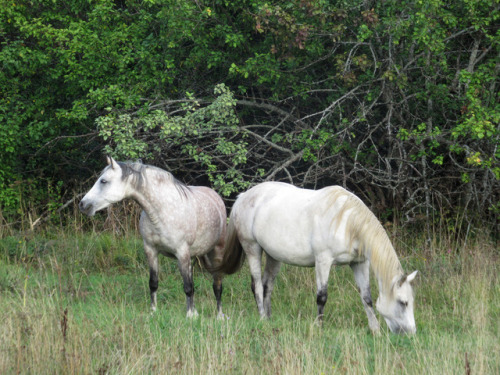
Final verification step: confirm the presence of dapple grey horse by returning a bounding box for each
[80,157,227,318]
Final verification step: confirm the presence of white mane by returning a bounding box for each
[324,187,403,293]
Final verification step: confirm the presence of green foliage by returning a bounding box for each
[97,84,250,196]
[452,65,500,179]
[0,0,498,226]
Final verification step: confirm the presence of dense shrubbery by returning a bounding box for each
[1,0,498,230]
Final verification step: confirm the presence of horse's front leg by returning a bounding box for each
[144,242,159,312]
[315,255,333,323]
[351,261,380,334]
[178,250,198,318]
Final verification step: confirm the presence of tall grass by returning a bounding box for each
[0,217,498,374]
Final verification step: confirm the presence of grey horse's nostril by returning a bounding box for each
[79,200,89,213]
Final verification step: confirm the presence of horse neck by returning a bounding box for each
[129,168,188,226]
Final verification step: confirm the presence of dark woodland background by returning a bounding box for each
[1,0,498,234]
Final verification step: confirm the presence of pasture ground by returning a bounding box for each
[0,223,498,374]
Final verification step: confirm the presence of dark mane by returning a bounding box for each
[117,161,190,198]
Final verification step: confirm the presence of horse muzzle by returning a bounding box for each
[384,316,417,335]
[79,199,95,217]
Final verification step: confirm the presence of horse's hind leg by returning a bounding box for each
[212,273,223,318]
[262,255,281,318]
[245,241,266,318]
[178,249,198,318]
[144,242,159,312]
[204,248,224,319]
[351,261,380,334]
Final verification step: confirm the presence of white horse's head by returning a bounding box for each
[376,270,418,334]
[79,156,130,216]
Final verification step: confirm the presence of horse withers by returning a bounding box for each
[217,181,418,334]
[80,156,227,318]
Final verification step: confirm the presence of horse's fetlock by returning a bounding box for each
[184,282,194,297]
[149,272,158,292]
[316,287,328,306]
[363,295,373,307]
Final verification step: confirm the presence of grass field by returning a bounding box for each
[0,225,498,374]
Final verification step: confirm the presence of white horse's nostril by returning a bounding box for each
[79,200,92,215]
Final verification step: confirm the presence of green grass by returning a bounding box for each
[0,228,498,374]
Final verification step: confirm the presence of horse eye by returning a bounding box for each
[398,300,408,308]
[101,179,108,184]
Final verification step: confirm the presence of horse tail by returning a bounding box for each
[212,214,245,275]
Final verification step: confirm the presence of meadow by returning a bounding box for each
[0,208,498,374]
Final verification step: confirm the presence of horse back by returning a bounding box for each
[232,182,365,266]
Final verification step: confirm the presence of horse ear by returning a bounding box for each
[397,270,418,287]
[106,156,118,170]
[406,270,418,283]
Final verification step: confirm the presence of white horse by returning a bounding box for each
[80,157,227,318]
[217,182,418,334]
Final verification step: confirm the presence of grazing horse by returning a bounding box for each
[79,157,227,318]
[217,182,418,334]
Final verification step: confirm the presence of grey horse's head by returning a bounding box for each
[79,156,133,216]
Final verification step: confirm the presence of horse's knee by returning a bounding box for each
[149,269,158,293]
[183,280,194,297]
[316,287,328,317]
[363,294,373,308]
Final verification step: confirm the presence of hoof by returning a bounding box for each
[369,322,381,335]
[313,315,324,327]
[217,312,230,321]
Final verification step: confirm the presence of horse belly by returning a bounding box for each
[189,233,221,256]
[263,242,316,266]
